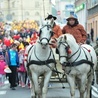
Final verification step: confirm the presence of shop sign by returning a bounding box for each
[75,3,85,12]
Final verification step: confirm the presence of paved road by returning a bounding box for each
[0,80,79,98]
[0,80,97,98]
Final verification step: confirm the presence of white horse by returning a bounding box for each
[26,19,55,98]
[57,34,97,98]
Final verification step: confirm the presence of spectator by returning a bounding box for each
[18,49,26,87]
[6,44,19,90]
[86,34,91,45]
[0,55,7,86]
[90,28,94,42]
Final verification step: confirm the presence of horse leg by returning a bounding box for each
[27,68,35,98]
[30,81,35,98]
[67,75,75,98]
[86,70,94,98]
[31,73,41,98]
[42,71,52,98]
[40,76,44,97]
[79,75,87,98]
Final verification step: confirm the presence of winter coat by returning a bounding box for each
[7,49,19,66]
[0,60,6,75]
[62,24,87,43]
[52,25,62,39]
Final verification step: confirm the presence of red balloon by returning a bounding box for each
[4,38,11,46]
[13,35,20,40]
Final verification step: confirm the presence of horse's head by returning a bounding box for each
[57,34,76,66]
[38,19,54,46]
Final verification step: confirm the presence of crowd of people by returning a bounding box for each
[0,20,39,90]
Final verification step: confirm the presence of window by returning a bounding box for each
[35,1,40,8]
[12,1,15,8]
[25,12,29,16]
[12,12,15,16]
[35,12,39,16]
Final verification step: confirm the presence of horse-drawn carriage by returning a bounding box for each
[24,19,97,98]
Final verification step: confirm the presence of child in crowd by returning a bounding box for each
[0,55,7,86]
[18,49,26,87]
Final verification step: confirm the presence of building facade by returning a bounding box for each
[87,0,98,40]
[51,0,75,24]
[0,0,52,22]
[75,0,87,29]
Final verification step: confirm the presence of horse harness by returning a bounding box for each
[57,41,94,68]
[27,45,56,68]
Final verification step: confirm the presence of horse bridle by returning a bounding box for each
[39,24,54,43]
[57,41,81,64]
[57,41,70,60]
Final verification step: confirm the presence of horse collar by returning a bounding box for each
[34,46,52,63]
[27,46,56,67]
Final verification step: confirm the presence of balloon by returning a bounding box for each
[13,35,20,40]
[4,38,11,46]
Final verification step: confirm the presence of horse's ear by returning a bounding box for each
[64,35,67,40]
[50,18,54,27]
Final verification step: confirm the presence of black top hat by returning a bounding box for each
[45,15,57,20]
